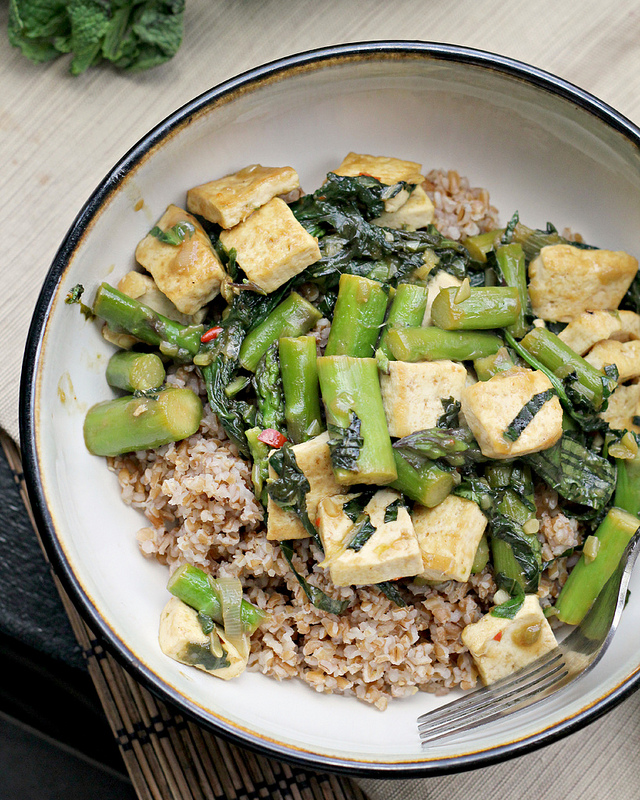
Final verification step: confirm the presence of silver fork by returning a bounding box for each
[417,529,640,746]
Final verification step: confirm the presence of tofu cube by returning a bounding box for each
[372,185,435,230]
[135,205,226,315]
[266,432,343,541]
[557,310,623,355]
[461,367,563,459]
[585,339,640,382]
[117,271,206,324]
[599,382,640,433]
[159,597,246,680]
[461,595,558,684]
[331,152,425,212]
[317,488,422,587]
[187,164,300,229]
[380,360,468,437]
[412,495,488,582]
[611,310,640,342]
[528,244,638,322]
[219,198,320,294]
[316,494,363,564]
[423,271,463,325]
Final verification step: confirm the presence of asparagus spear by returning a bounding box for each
[245,427,270,504]
[167,563,266,634]
[279,336,324,444]
[471,536,490,573]
[473,346,515,381]
[462,229,504,262]
[324,273,389,358]
[554,507,640,625]
[430,286,521,331]
[377,283,430,360]
[519,327,612,410]
[317,355,397,485]
[390,451,455,507]
[83,387,202,456]
[93,283,203,361]
[105,351,166,393]
[495,243,529,338]
[238,292,322,372]
[614,444,640,517]
[254,343,285,433]
[387,327,502,362]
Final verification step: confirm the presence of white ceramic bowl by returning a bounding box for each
[21,42,640,776]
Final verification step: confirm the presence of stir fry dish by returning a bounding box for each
[72,153,640,708]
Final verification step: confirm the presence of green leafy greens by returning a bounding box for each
[150,220,195,245]
[8,0,185,75]
[503,389,555,442]
[327,411,364,473]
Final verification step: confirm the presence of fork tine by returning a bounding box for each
[417,649,563,728]
[419,661,569,745]
[418,660,567,740]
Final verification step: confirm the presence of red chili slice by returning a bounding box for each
[493,631,503,642]
[201,326,223,343]
[257,429,287,448]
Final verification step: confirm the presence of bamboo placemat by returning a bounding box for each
[2,432,369,800]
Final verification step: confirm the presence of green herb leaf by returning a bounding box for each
[342,490,376,522]
[65,283,85,304]
[437,397,461,429]
[383,498,405,524]
[150,220,195,245]
[376,581,407,607]
[393,426,485,469]
[279,541,349,614]
[491,513,541,593]
[8,0,185,74]
[268,445,320,547]
[347,514,376,552]
[524,435,616,511]
[327,411,364,473]
[491,590,525,619]
[197,612,215,635]
[179,642,230,672]
[503,389,555,442]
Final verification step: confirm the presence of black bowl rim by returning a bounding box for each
[19,40,640,778]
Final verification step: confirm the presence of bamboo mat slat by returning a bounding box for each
[1,432,369,800]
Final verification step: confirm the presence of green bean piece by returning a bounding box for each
[614,447,640,517]
[83,387,202,457]
[324,274,389,358]
[519,327,611,410]
[93,283,203,361]
[473,346,515,381]
[470,536,490,574]
[430,286,521,331]
[317,355,397,485]
[555,507,640,625]
[105,351,166,392]
[377,283,430,360]
[462,229,504,262]
[495,243,529,338]
[279,336,324,444]
[387,327,502,363]
[390,451,454,507]
[167,563,267,634]
[238,292,322,372]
